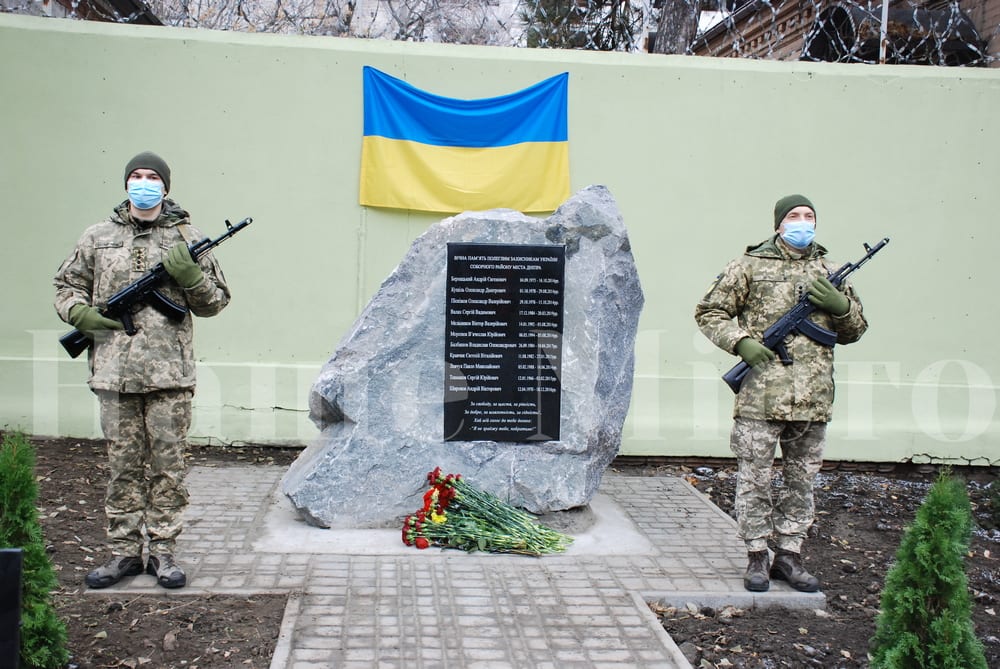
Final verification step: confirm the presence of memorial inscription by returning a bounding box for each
[444,243,565,442]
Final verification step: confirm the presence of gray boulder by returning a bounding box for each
[282,185,644,528]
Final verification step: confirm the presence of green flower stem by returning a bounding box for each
[408,471,574,555]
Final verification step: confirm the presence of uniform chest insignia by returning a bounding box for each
[131,247,147,273]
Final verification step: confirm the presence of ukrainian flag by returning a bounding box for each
[360,66,569,214]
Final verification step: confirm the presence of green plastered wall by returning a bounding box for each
[2,13,998,463]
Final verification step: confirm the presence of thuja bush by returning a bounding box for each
[870,471,987,669]
[0,431,69,669]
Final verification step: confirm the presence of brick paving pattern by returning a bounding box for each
[99,465,824,668]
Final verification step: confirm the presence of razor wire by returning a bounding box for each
[683,0,996,66]
[3,0,997,65]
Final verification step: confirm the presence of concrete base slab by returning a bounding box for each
[255,484,656,557]
[647,589,827,612]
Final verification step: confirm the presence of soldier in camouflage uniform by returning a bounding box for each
[694,194,868,593]
[54,152,231,589]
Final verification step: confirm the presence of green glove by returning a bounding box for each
[808,277,850,316]
[164,242,204,289]
[735,337,776,369]
[68,304,123,335]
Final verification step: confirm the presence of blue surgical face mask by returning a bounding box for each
[780,221,815,249]
[127,179,164,210]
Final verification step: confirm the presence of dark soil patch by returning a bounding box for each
[621,462,1000,668]
[33,436,299,669]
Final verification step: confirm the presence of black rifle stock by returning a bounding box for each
[59,217,252,358]
[722,237,889,394]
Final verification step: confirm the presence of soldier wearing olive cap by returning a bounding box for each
[695,194,868,593]
[54,151,231,590]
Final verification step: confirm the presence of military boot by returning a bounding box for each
[743,550,770,592]
[147,553,187,589]
[85,555,144,589]
[770,549,820,592]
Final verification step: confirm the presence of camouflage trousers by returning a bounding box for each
[97,389,193,557]
[729,417,826,553]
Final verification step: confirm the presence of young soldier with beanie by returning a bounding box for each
[54,151,231,589]
[694,194,868,593]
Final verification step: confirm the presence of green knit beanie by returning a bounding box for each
[123,151,171,193]
[773,194,815,229]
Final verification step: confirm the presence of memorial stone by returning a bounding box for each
[283,186,644,529]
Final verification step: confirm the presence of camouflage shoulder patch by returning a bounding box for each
[701,273,725,301]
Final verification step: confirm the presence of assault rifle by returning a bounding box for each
[59,217,252,359]
[722,237,889,394]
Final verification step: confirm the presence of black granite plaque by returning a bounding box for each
[444,243,565,442]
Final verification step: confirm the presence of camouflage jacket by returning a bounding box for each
[694,235,867,422]
[53,200,231,393]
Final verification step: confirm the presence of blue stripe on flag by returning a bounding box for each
[362,66,568,148]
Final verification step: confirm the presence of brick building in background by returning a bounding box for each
[690,0,998,66]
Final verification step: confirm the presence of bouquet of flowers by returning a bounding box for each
[402,467,573,555]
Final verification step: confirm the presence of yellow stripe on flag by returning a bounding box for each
[360,136,570,214]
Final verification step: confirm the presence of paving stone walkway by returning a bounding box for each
[102,465,825,668]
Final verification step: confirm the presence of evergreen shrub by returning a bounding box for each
[0,431,69,669]
[870,471,987,668]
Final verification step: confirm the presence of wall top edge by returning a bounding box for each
[3,12,999,82]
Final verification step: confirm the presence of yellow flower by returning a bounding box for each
[430,511,447,524]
